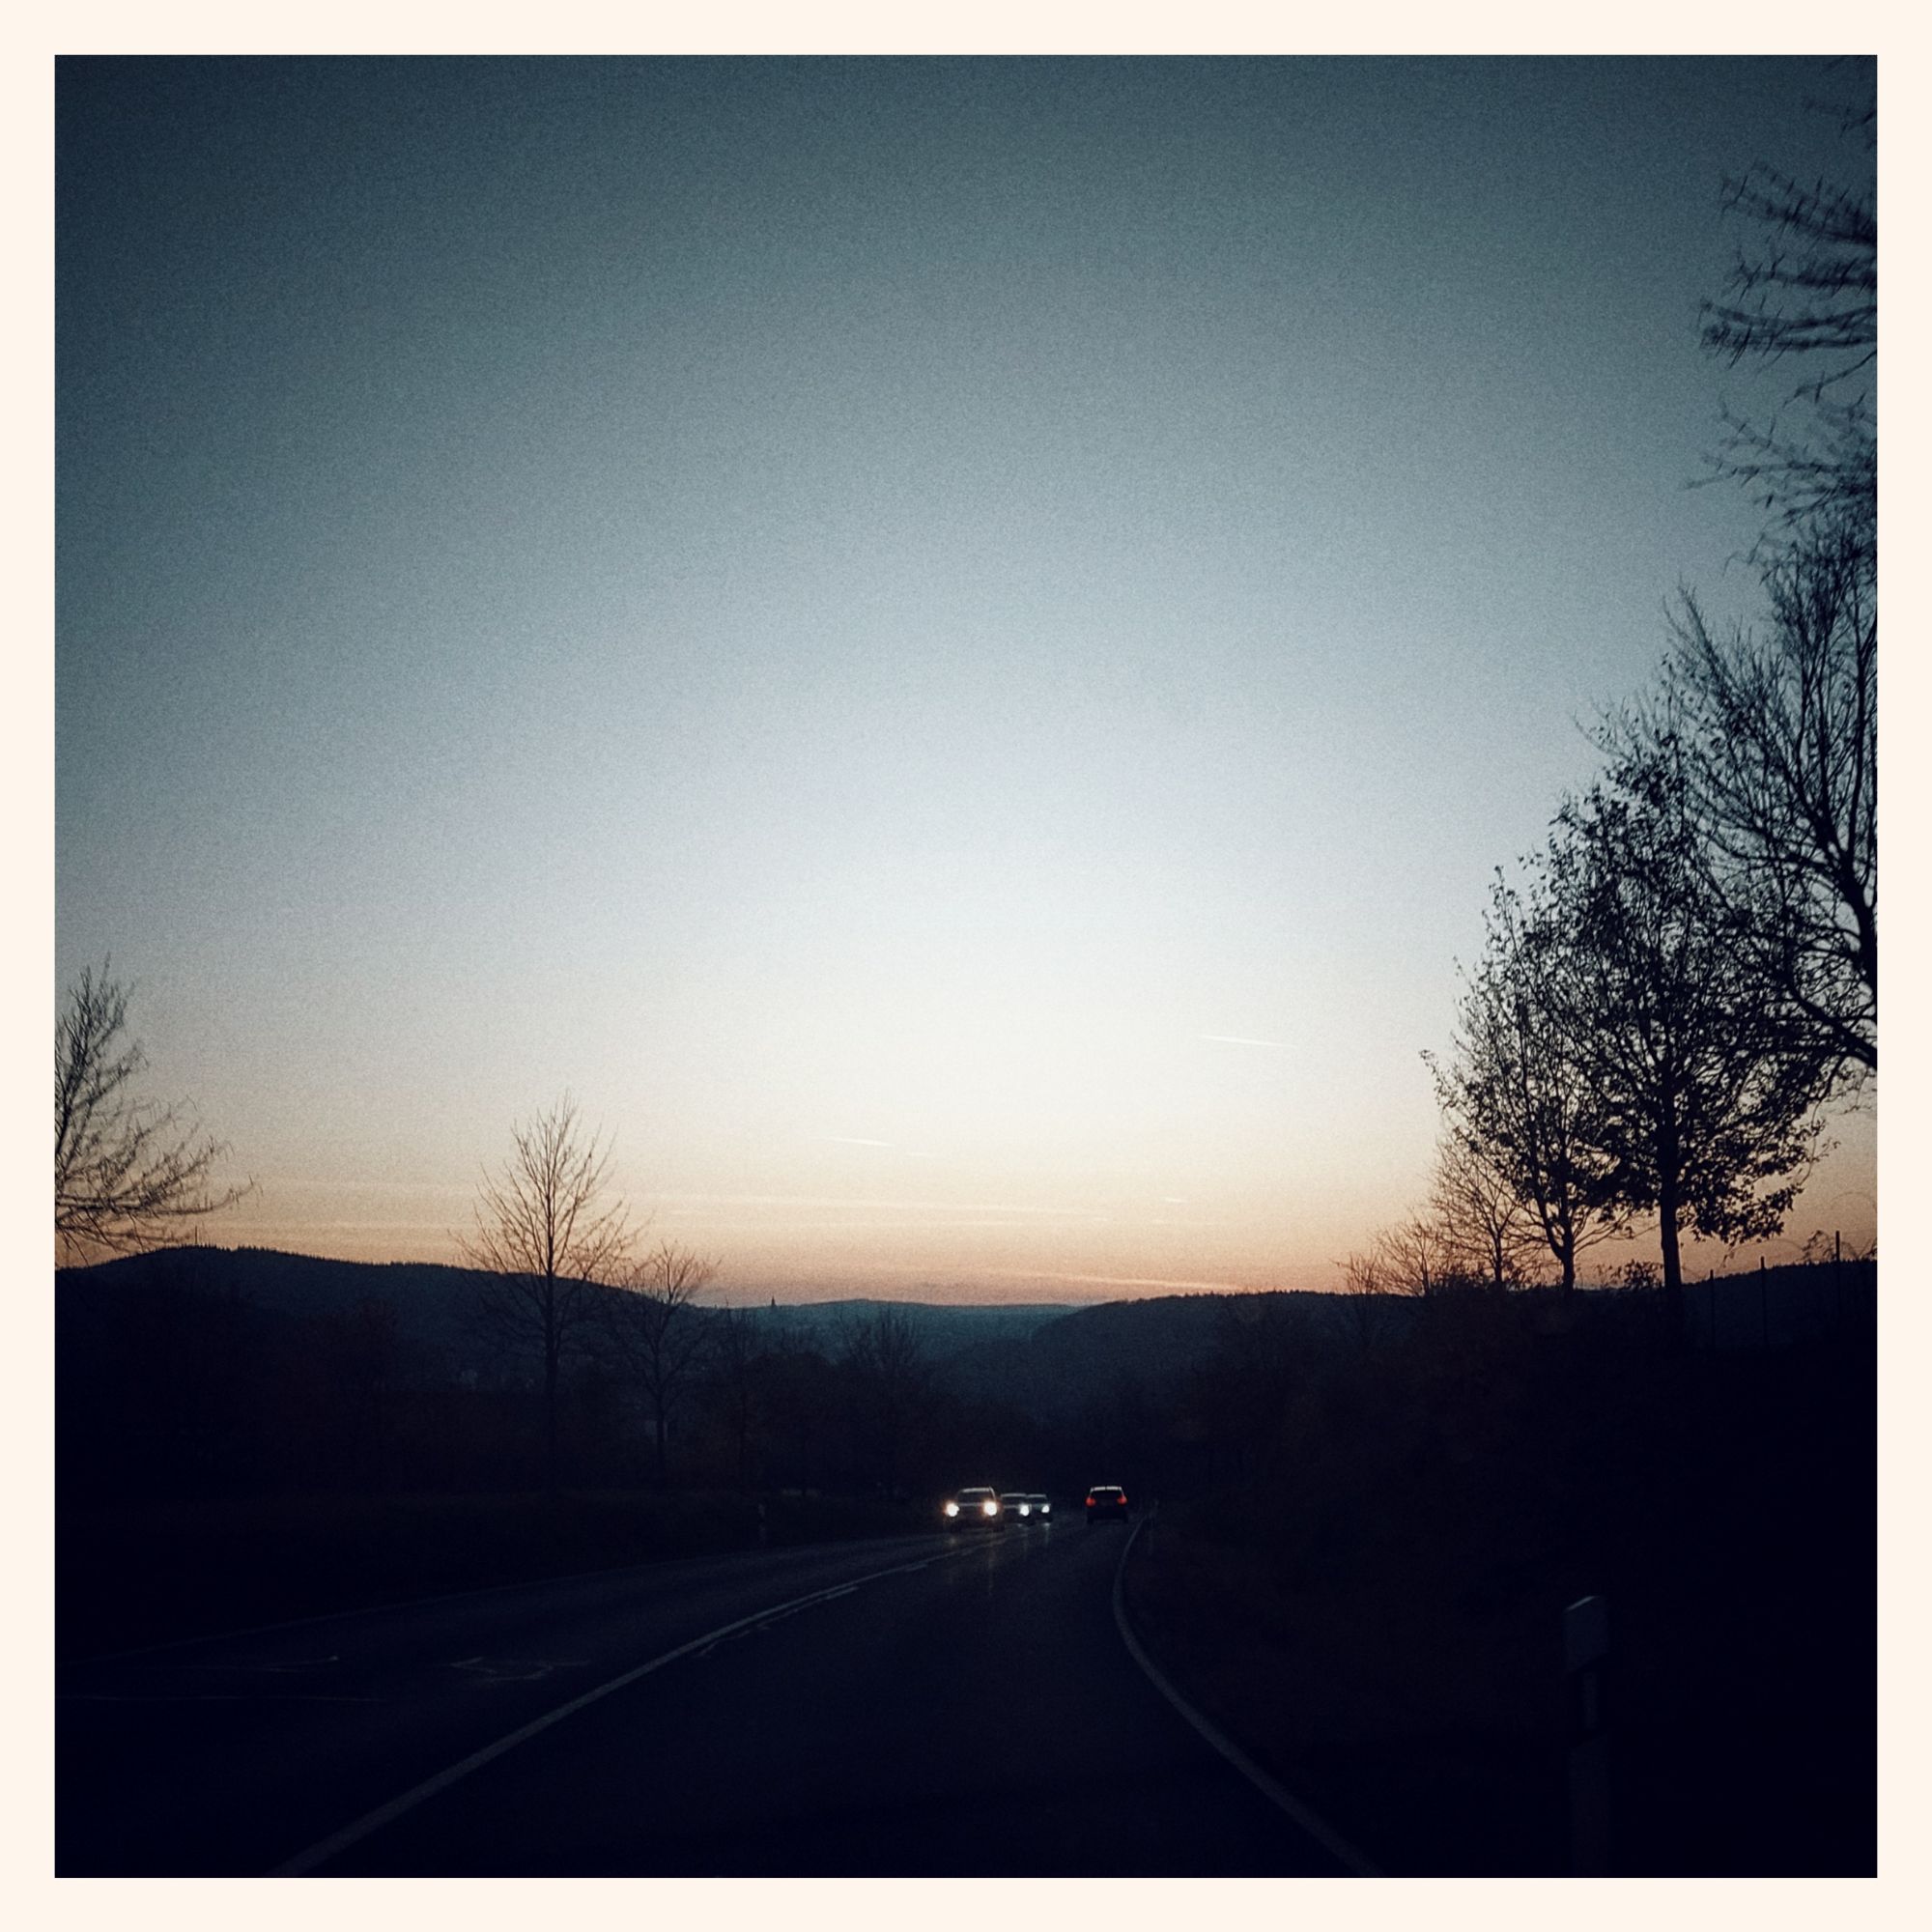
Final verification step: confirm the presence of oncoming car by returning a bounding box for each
[1084,1485,1129,1525]
[1010,1492,1051,1522]
[942,1487,1006,1531]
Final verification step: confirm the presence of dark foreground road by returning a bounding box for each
[59,1518,1353,1877]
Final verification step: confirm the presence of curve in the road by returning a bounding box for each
[269,1547,949,1877]
[1109,1514,1381,1878]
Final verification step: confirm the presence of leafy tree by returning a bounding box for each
[1428,879,1627,1291]
[1541,745,1826,1300]
[56,961,249,1263]
[457,1094,634,1490]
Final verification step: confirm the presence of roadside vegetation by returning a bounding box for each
[1122,1272,1873,1875]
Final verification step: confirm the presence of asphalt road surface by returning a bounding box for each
[59,1517,1353,1876]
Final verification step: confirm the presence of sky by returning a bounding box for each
[55,55,1879,1300]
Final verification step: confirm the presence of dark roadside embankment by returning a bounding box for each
[58,1489,927,1660]
[1120,1292,1874,1877]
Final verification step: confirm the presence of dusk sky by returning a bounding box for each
[56,56,1878,1299]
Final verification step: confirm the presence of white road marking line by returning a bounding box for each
[446,1658,592,1684]
[268,1552,934,1877]
[63,1532,951,1668]
[1109,1517,1383,1879]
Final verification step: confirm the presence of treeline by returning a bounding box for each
[56,1251,1135,1507]
[58,1241,1873,1517]
[1372,116,1875,1305]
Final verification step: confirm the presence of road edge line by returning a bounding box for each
[1110,1514,1383,1879]
[65,1529,943,1669]
[267,1549,949,1877]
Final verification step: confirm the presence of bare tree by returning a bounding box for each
[56,961,250,1264]
[1377,1210,1459,1299]
[1427,1133,1538,1291]
[1333,1243,1405,1356]
[601,1241,720,1487]
[457,1094,634,1490]
[1700,96,1875,547]
[1614,528,1875,1089]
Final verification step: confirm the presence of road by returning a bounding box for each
[58,1516,1353,1876]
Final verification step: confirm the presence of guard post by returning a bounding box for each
[1564,1593,1612,1875]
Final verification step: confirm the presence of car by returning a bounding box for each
[1084,1485,1129,1525]
[1017,1492,1052,1522]
[942,1486,1006,1531]
[1005,1492,1043,1522]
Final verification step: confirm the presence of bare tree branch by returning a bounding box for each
[55,960,251,1264]
[1602,525,1875,1088]
[1427,1134,1541,1291]
[1696,95,1876,550]
[455,1094,635,1488]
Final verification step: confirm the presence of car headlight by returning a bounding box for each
[982,1499,998,1517]
[944,1501,959,1517]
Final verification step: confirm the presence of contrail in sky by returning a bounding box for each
[1199,1034,1291,1050]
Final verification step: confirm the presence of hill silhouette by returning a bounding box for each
[55,1245,1084,1391]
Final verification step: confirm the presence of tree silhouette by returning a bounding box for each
[1607,528,1875,1089]
[55,961,250,1264]
[1428,879,1627,1291]
[1427,1133,1538,1292]
[1700,94,1875,548]
[457,1094,634,1491]
[1651,84,1878,1113]
[838,1304,930,1499]
[1376,1209,1459,1299]
[600,1241,720,1487]
[1542,746,1826,1301]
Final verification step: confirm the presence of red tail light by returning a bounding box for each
[1085,1496,1094,1507]
[1119,1494,1128,1507]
